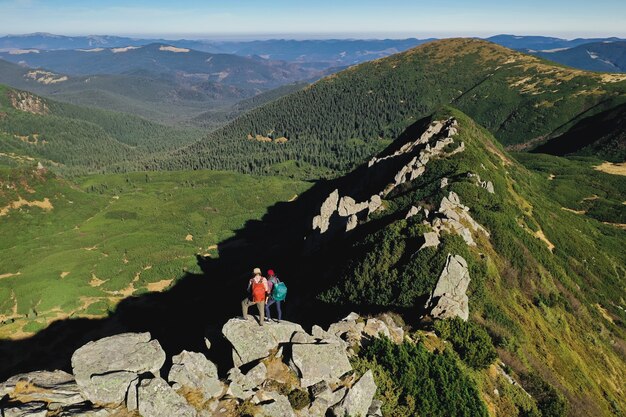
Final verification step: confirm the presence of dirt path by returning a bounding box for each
[535,230,555,252]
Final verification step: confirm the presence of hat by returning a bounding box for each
[253,267,261,275]
[267,269,275,276]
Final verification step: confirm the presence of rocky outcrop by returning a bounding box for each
[137,377,197,417]
[425,254,471,321]
[312,189,339,233]
[0,370,84,407]
[8,91,49,115]
[331,370,377,417]
[168,350,223,401]
[435,191,489,246]
[71,332,165,406]
[291,342,352,387]
[222,318,304,366]
[468,172,495,194]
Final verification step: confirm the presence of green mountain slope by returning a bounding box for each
[152,38,626,175]
[0,84,203,173]
[300,107,625,416]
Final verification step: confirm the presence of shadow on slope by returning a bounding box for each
[0,115,435,382]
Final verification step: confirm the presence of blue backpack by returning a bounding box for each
[272,280,288,301]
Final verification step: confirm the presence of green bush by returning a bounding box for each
[359,336,488,417]
[287,389,310,410]
[434,317,497,369]
[521,373,567,417]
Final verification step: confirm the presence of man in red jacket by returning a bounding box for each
[241,267,268,326]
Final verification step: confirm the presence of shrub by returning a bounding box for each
[434,317,497,369]
[287,389,310,410]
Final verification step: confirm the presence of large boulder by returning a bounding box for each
[222,318,304,366]
[137,377,196,417]
[0,370,85,407]
[227,362,267,391]
[331,370,377,417]
[255,391,296,417]
[291,342,352,387]
[312,189,339,233]
[425,254,471,321]
[168,350,223,401]
[71,332,165,405]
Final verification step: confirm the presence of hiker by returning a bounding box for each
[242,267,268,326]
[265,269,287,322]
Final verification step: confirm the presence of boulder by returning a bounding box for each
[419,231,440,250]
[346,214,358,232]
[405,205,421,219]
[168,350,223,401]
[0,370,85,406]
[363,318,390,339]
[312,189,339,233]
[367,195,382,215]
[440,177,449,188]
[227,362,266,391]
[2,402,48,417]
[291,342,352,387]
[222,318,304,366]
[255,391,296,417]
[368,399,383,417]
[331,370,377,417]
[71,332,165,406]
[338,196,368,217]
[308,397,330,416]
[378,314,405,344]
[137,377,196,417]
[425,254,471,321]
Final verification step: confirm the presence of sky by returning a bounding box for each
[0,0,625,39]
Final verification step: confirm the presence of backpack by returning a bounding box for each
[272,281,288,301]
[251,279,266,302]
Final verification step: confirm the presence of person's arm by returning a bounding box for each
[247,278,252,292]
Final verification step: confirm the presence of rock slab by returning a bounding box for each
[425,254,471,321]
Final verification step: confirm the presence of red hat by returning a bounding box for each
[267,269,275,276]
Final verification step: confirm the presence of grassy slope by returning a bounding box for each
[320,107,625,416]
[0,164,309,339]
[156,38,626,174]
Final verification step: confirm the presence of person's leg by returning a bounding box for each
[265,299,275,320]
[241,298,251,319]
[276,300,282,321]
[257,301,265,326]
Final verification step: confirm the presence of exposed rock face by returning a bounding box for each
[419,231,440,251]
[0,370,85,407]
[137,377,197,417]
[425,254,471,321]
[255,391,296,417]
[338,196,369,217]
[363,318,391,339]
[436,191,489,246]
[8,91,49,115]
[312,189,339,233]
[222,318,304,366]
[2,402,48,417]
[291,342,353,387]
[168,350,223,401]
[331,370,377,417]
[468,172,495,194]
[405,205,421,219]
[71,332,165,405]
[227,362,267,392]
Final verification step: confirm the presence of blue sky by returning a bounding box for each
[1,0,624,39]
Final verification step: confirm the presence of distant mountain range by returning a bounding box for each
[532,41,626,72]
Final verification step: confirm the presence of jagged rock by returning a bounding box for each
[317,386,347,408]
[419,231,440,251]
[291,342,352,387]
[368,195,382,215]
[338,196,369,217]
[437,191,489,246]
[485,181,494,194]
[71,332,165,406]
[2,402,48,417]
[255,391,296,417]
[222,318,304,366]
[332,370,377,417]
[57,405,110,417]
[426,254,471,321]
[405,205,421,219]
[227,362,266,391]
[0,370,85,406]
[312,189,339,233]
[137,377,196,417]
[368,399,383,417]
[327,318,364,347]
[308,397,330,416]
[291,331,318,344]
[204,337,211,351]
[309,380,331,398]
[168,351,223,401]
[346,214,358,231]
[363,318,390,339]
[378,314,405,344]
[440,177,449,188]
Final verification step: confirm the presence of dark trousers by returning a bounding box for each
[242,298,265,326]
[265,299,282,321]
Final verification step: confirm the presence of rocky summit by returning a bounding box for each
[0,312,402,416]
